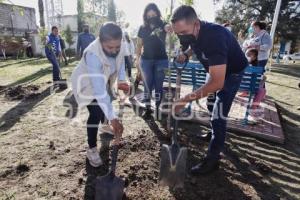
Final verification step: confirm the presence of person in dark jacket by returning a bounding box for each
[77,24,95,58]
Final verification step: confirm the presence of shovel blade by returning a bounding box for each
[95,174,124,200]
[159,144,187,189]
[58,79,68,90]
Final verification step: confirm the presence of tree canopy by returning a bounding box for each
[107,0,117,22]
[215,0,300,44]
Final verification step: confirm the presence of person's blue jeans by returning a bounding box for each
[140,59,168,108]
[206,72,243,160]
[45,49,61,81]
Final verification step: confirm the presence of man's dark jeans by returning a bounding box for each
[206,72,243,160]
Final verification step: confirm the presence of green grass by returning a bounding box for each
[266,63,300,153]
[0,58,78,87]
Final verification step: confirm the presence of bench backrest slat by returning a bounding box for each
[165,62,264,93]
[164,61,264,124]
[165,62,264,92]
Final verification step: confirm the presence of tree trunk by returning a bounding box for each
[38,0,45,28]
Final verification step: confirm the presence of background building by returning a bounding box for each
[0,2,41,56]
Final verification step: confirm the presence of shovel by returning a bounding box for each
[159,58,188,189]
[57,70,68,90]
[95,99,125,200]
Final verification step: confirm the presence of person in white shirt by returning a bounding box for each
[123,32,135,79]
[243,21,272,69]
[71,22,130,167]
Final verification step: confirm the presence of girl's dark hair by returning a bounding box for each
[143,3,161,26]
[248,48,258,66]
[99,22,122,42]
[253,21,267,30]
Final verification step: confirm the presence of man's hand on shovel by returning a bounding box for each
[173,98,188,114]
[118,82,133,107]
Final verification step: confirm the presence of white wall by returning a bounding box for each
[60,15,78,50]
[61,15,78,32]
[0,3,38,36]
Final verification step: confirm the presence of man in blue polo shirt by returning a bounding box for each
[171,5,248,175]
[45,26,62,85]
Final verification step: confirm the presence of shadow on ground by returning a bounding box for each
[0,86,53,133]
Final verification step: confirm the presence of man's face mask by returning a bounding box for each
[177,23,197,46]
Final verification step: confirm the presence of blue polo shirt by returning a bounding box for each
[77,32,96,55]
[187,21,248,75]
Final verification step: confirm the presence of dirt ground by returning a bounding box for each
[0,59,300,200]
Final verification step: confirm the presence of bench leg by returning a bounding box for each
[243,93,253,125]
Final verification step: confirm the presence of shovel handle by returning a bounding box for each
[110,99,125,174]
[171,57,188,145]
[110,144,119,174]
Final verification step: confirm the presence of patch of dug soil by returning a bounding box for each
[4,85,41,100]
[0,85,6,91]
[84,129,170,200]
[16,164,30,175]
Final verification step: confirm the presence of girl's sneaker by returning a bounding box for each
[87,147,103,167]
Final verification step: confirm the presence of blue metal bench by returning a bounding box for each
[165,61,264,124]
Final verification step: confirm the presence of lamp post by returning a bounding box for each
[270,0,282,42]
[269,0,282,70]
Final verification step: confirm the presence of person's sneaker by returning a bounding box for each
[196,131,212,142]
[87,147,103,167]
[190,157,220,175]
[53,81,60,89]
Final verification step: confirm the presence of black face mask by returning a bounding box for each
[147,16,161,27]
[84,29,89,33]
[177,23,197,46]
[103,48,119,58]
[178,34,196,46]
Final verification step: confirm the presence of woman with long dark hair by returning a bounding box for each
[135,3,172,118]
